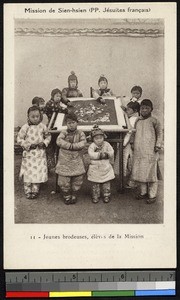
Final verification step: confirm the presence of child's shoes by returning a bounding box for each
[125,181,137,189]
[70,194,77,204]
[31,193,38,199]
[92,197,100,204]
[26,192,38,199]
[146,197,156,204]
[103,196,110,203]
[135,193,148,200]
[63,194,71,205]
[26,193,32,199]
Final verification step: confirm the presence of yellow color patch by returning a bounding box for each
[49,291,92,297]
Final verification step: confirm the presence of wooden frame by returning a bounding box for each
[48,97,130,133]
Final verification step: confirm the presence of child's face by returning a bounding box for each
[93,135,104,146]
[39,100,45,110]
[126,107,135,117]
[140,105,152,117]
[131,90,141,100]
[99,80,108,90]
[53,93,61,103]
[69,80,77,89]
[29,110,41,125]
[66,119,77,131]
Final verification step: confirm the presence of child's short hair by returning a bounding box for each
[27,106,41,116]
[65,112,78,122]
[98,74,108,85]
[32,97,45,106]
[51,88,62,99]
[32,97,40,106]
[140,99,153,110]
[131,85,142,96]
[127,101,140,113]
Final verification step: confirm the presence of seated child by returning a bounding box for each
[44,88,68,124]
[121,85,142,110]
[62,71,83,104]
[87,125,115,203]
[55,113,87,205]
[131,99,163,203]
[123,101,140,188]
[17,106,51,199]
[92,75,115,104]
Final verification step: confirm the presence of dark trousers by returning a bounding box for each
[58,175,84,195]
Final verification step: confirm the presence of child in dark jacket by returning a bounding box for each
[55,113,87,205]
[44,88,68,123]
[62,71,83,104]
[45,89,68,169]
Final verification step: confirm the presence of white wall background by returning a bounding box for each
[15,20,164,126]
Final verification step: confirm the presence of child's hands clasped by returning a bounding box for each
[30,144,37,150]
[100,152,109,159]
[38,142,46,149]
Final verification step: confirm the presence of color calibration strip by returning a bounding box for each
[6,289,176,298]
[6,271,176,297]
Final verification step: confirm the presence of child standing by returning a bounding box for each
[131,99,163,203]
[44,88,68,123]
[45,88,68,170]
[62,71,83,104]
[92,75,115,104]
[55,113,86,205]
[17,106,51,199]
[123,101,140,188]
[87,125,115,203]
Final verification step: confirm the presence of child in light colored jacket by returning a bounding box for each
[131,99,163,204]
[17,106,51,199]
[121,85,142,110]
[87,125,115,203]
[92,75,115,104]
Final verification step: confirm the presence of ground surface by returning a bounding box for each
[15,154,164,224]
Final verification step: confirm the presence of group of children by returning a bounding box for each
[17,72,163,205]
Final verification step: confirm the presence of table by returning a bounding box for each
[48,97,132,193]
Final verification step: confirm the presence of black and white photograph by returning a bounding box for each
[14,17,164,224]
[4,3,176,270]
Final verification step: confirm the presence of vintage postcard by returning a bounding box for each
[4,3,176,269]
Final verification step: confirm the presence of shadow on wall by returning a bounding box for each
[15,35,164,126]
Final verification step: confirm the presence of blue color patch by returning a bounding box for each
[135,289,176,296]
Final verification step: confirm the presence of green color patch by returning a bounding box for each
[92,290,135,297]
